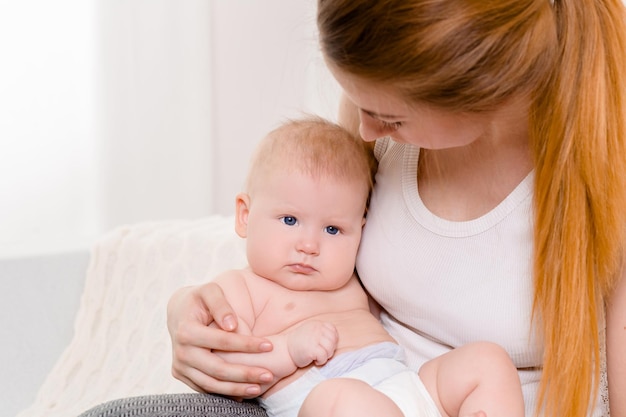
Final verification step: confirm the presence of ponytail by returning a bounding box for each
[530,0,626,415]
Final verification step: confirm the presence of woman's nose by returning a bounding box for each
[358,120,380,142]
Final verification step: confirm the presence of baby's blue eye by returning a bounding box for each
[325,226,339,235]
[281,216,297,226]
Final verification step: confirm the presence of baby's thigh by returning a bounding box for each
[298,378,403,417]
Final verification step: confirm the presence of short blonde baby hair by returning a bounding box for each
[245,116,373,203]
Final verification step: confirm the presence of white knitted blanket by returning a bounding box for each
[17,216,247,417]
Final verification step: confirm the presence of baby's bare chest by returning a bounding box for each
[251,291,352,336]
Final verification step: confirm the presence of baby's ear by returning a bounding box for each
[234,193,251,238]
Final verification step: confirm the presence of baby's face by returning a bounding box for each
[242,169,367,291]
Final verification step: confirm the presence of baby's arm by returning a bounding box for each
[212,272,338,392]
[216,320,338,387]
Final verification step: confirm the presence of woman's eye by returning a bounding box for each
[325,226,340,235]
[381,120,402,131]
[360,109,402,132]
[281,216,297,226]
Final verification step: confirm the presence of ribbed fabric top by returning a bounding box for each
[357,138,606,416]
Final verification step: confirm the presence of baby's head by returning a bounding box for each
[235,117,373,291]
[244,117,373,201]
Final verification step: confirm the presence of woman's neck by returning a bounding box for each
[417,102,532,221]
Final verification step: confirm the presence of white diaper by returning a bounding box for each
[259,342,441,417]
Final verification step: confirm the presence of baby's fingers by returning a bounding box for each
[317,323,339,352]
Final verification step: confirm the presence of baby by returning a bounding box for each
[210,117,524,417]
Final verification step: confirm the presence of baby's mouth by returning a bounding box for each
[288,263,316,274]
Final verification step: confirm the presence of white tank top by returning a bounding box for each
[356,138,605,416]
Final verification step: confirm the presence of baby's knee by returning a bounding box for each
[464,341,514,367]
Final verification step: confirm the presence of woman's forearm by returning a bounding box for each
[607,266,626,417]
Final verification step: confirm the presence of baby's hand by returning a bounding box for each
[287,321,338,367]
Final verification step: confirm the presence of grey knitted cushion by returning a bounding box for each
[78,394,268,417]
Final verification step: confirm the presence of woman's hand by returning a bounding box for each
[167,283,274,398]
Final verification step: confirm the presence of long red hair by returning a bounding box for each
[318,0,626,415]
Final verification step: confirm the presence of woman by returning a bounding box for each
[168,1,626,416]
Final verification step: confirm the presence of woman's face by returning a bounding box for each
[331,68,497,150]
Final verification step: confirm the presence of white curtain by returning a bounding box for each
[0,0,339,258]
[95,0,214,232]
[0,0,98,256]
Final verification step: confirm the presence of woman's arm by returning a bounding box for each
[607,266,626,417]
[167,283,274,397]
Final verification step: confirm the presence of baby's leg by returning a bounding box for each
[418,342,524,417]
[298,378,403,417]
